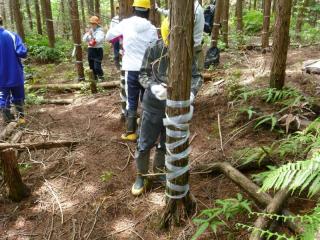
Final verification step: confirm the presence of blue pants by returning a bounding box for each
[0,85,25,108]
[125,71,144,114]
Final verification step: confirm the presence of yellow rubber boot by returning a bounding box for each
[131,175,149,196]
[121,132,138,141]
[121,115,138,142]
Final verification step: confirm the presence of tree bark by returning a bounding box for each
[8,0,15,30]
[272,0,277,13]
[211,0,223,47]
[254,0,257,9]
[25,0,33,30]
[160,0,196,228]
[94,0,100,17]
[236,0,243,33]
[41,0,55,47]
[61,0,69,39]
[11,0,25,41]
[249,190,290,240]
[1,148,30,202]
[222,0,229,48]
[110,0,115,18]
[80,0,86,30]
[0,0,6,24]
[87,0,94,16]
[34,0,42,34]
[295,0,310,42]
[149,0,161,27]
[261,0,272,50]
[68,0,85,82]
[269,0,293,89]
[119,0,133,19]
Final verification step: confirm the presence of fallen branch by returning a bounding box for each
[249,190,290,240]
[197,161,303,234]
[29,81,120,91]
[38,99,74,105]
[0,139,80,151]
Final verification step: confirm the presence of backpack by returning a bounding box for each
[203,3,216,34]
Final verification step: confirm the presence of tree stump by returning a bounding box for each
[1,148,30,202]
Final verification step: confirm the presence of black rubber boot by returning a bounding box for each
[132,150,150,196]
[97,75,105,82]
[14,102,26,125]
[121,111,137,142]
[2,108,14,124]
[153,147,166,184]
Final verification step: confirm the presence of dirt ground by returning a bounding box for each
[0,45,319,240]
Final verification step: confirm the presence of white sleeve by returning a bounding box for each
[82,32,91,43]
[105,21,124,41]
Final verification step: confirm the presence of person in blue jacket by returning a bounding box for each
[0,16,28,125]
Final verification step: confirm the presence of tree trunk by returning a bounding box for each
[61,0,69,39]
[165,0,168,8]
[272,0,277,13]
[119,0,133,19]
[211,0,223,48]
[68,0,85,82]
[11,0,25,40]
[8,0,15,30]
[222,0,229,48]
[80,0,86,30]
[295,0,310,42]
[254,0,257,9]
[0,0,5,24]
[87,0,94,16]
[160,0,196,228]
[41,0,55,47]
[1,148,30,202]
[149,0,161,27]
[25,0,33,30]
[94,0,100,17]
[236,0,243,33]
[34,0,42,34]
[261,0,272,49]
[269,0,292,89]
[110,0,115,18]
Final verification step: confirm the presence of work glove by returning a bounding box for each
[151,84,167,100]
[190,92,195,104]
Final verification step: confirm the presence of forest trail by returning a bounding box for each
[1,45,319,239]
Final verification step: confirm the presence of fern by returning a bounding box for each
[237,223,295,239]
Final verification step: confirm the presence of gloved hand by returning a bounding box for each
[155,2,159,10]
[151,84,167,100]
[190,92,195,104]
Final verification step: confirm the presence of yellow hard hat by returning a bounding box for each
[89,16,100,25]
[132,0,151,9]
[161,17,170,46]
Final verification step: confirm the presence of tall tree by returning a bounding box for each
[11,0,25,40]
[150,0,161,27]
[211,0,223,47]
[80,0,86,29]
[270,0,293,89]
[261,0,272,50]
[161,0,195,227]
[110,0,115,18]
[41,0,55,47]
[25,0,33,30]
[34,0,42,34]
[94,0,100,17]
[254,0,257,9]
[236,0,243,33]
[222,0,230,48]
[119,0,133,19]
[8,0,15,30]
[87,0,94,16]
[68,0,85,82]
[0,0,6,24]
[272,0,277,13]
[60,0,69,39]
[295,0,310,42]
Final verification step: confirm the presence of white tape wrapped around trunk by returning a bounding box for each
[164,99,193,199]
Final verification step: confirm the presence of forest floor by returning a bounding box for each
[0,45,320,240]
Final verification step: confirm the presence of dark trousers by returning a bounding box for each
[113,41,120,60]
[88,48,104,77]
[138,110,166,152]
[126,71,144,113]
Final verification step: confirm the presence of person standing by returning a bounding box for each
[105,0,158,142]
[109,5,121,69]
[83,16,105,81]
[131,18,203,196]
[0,16,28,125]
